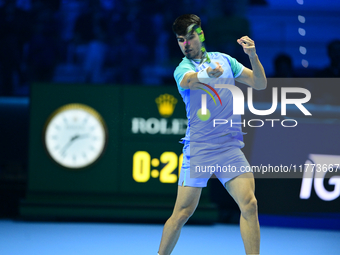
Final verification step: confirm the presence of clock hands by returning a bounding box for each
[74,133,90,140]
[60,133,90,156]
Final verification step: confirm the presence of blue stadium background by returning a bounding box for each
[1,0,340,248]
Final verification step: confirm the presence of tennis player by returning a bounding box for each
[157,14,267,255]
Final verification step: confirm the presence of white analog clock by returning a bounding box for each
[44,103,108,169]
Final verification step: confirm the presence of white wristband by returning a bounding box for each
[197,67,210,82]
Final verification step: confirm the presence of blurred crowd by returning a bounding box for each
[269,40,340,105]
[0,0,339,105]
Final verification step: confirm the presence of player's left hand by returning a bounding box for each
[237,36,256,58]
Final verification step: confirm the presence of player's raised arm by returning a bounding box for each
[235,36,267,90]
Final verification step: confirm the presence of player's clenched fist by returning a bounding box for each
[207,62,224,78]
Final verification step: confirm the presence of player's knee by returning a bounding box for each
[240,196,258,219]
[172,209,194,228]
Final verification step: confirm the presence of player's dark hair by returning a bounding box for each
[172,14,201,36]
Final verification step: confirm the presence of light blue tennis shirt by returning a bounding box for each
[174,52,245,143]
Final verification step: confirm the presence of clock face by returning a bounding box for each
[44,104,107,169]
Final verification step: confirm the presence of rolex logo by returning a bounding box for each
[155,94,178,118]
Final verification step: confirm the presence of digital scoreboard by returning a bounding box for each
[20,83,218,222]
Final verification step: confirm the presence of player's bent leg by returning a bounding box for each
[225,173,260,255]
[158,185,202,255]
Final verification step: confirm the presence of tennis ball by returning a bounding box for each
[197,108,211,121]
